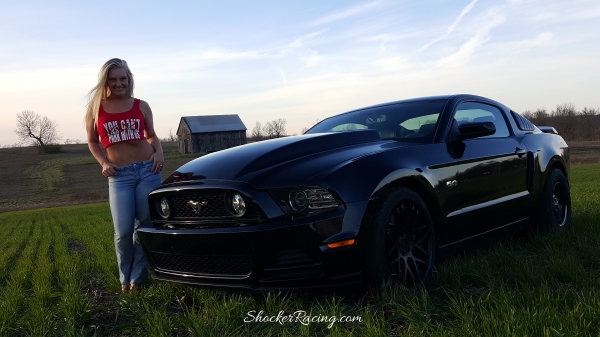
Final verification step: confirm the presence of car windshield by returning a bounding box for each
[305,100,447,142]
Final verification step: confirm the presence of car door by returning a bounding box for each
[447,101,529,238]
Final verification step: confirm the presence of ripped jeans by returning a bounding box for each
[108,159,161,285]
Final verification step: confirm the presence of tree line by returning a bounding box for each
[8,104,600,149]
[248,118,288,141]
[521,103,600,141]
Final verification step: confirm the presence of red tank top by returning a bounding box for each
[97,98,147,148]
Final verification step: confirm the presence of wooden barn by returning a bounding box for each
[177,115,247,154]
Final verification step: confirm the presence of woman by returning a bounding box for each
[85,58,164,293]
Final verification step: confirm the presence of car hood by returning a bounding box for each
[163,130,413,189]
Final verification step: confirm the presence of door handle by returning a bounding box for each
[515,147,527,158]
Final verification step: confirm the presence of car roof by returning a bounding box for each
[350,94,501,112]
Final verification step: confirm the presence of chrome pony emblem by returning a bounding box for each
[187,200,208,214]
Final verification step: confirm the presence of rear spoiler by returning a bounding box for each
[538,126,558,134]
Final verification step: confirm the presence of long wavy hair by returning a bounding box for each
[85,58,135,129]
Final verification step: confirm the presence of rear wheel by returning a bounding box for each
[364,188,435,288]
[533,168,571,231]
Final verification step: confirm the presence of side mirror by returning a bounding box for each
[455,121,496,140]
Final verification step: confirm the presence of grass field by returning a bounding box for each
[0,145,599,335]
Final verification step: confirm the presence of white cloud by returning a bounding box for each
[279,69,287,84]
[416,0,479,53]
[304,50,321,67]
[311,1,383,26]
[514,32,554,51]
[374,56,411,72]
[282,29,328,54]
[532,12,559,22]
[362,34,414,53]
[438,14,506,67]
[201,50,266,61]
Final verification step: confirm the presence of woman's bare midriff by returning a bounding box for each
[106,140,155,167]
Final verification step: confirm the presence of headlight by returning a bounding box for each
[158,197,170,218]
[289,190,308,211]
[226,193,246,217]
[272,187,339,214]
[305,188,338,210]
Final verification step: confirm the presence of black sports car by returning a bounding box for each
[138,94,571,290]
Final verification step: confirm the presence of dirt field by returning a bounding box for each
[0,142,200,212]
[0,141,598,212]
[568,141,600,164]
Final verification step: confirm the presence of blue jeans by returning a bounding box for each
[108,159,161,285]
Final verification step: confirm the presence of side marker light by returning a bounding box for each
[326,239,356,249]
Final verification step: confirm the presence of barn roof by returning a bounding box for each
[181,115,247,133]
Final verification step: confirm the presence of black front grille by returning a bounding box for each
[148,251,253,277]
[262,249,323,281]
[170,194,230,218]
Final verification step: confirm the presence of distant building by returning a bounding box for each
[177,115,247,154]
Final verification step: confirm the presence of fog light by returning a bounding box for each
[158,197,170,218]
[231,194,246,216]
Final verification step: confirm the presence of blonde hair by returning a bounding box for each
[85,58,135,128]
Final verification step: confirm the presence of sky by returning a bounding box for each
[0,0,599,146]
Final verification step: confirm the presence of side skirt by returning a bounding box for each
[436,217,531,260]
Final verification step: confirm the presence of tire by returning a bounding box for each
[533,168,571,231]
[364,188,436,288]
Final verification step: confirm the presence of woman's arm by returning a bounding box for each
[86,115,117,177]
[140,100,164,174]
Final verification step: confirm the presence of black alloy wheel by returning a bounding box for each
[552,181,568,227]
[534,168,572,231]
[365,188,436,288]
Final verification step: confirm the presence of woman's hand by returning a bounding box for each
[101,162,117,177]
[150,151,164,174]
[140,100,165,175]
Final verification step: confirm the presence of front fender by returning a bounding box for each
[522,133,569,201]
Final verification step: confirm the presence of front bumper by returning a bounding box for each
[137,208,365,291]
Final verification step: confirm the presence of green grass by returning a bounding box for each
[0,163,599,336]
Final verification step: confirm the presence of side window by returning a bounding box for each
[454,102,510,138]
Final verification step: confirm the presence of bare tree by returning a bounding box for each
[551,103,577,139]
[520,110,534,119]
[552,103,577,117]
[533,108,549,120]
[251,121,264,140]
[261,118,287,139]
[14,110,60,147]
[581,107,598,116]
[263,121,275,138]
[271,118,287,138]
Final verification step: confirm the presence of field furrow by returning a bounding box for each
[0,218,42,336]
[24,221,55,336]
[51,217,95,337]
[0,222,32,287]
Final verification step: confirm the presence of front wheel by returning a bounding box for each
[533,168,572,231]
[364,188,436,288]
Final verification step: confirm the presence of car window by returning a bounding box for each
[306,100,446,143]
[453,102,510,138]
[330,123,369,131]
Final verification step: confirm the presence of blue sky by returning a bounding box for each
[1,0,599,146]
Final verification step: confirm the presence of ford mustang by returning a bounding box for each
[138,94,571,290]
